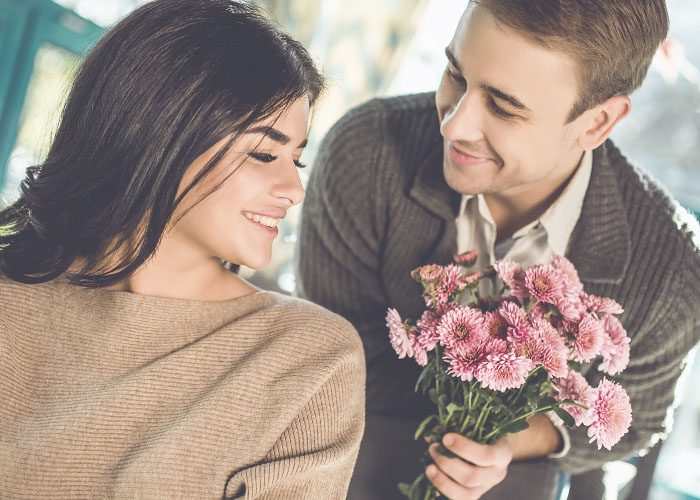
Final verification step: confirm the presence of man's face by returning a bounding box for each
[436,6,588,198]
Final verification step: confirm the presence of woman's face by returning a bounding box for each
[171,96,310,270]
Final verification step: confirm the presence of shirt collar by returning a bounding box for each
[458,149,593,254]
[539,149,593,255]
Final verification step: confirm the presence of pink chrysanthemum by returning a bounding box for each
[416,310,442,351]
[494,259,528,301]
[599,315,631,375]
[483,335,510,356]
[583,294,624,315]
[460,272,481,287]
[555,295,587,323]
[454,250,478,266]
[444,343,489,382]
[386,308,413,359]
[555,368,595,426]
[572,314,606,362]
[437,306,487,354]
[528,318,569,379]
[525,265,565,304]
[485,311,509,341]
[476,352,533,392]
[497,301,531,344]
[410,332,428,367]
[412,264,443,284]
[435,301,459,317]
[430,265,462,306]
[550,255,584,295]
[587,379,633,450]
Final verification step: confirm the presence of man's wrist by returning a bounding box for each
[509,413,564,460]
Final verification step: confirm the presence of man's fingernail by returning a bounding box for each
[426,465,437,478]
[443,435,454,446]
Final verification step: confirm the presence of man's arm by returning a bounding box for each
[556,266,699,474]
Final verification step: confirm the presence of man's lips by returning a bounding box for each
[447,142,493,166]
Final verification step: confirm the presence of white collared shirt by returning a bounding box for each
[456,149,593,294]
[454,149,593,458]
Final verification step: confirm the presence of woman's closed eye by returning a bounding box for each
[248,151,306,169]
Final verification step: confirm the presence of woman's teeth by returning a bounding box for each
[243,212,281,228]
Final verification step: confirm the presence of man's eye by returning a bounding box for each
[487,97,516,120]
[446,67,466,86]
[248,152,277,163]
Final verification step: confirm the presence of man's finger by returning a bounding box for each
[429,443,504,488]
[426,464,485,500]
[441,433,513,467]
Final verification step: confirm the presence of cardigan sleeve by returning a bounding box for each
[555,248,700,473]
[223,331,366,499]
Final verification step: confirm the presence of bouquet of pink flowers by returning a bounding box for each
[387,251,633,499]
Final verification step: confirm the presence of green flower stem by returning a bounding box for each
[478,406,493,441]
[471,400,492,438]
[482,405,557,442]
[434,346,442,396]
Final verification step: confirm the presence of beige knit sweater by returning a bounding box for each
[0,276,365,499]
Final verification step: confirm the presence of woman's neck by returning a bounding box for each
[99,233,258,302]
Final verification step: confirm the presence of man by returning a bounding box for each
[297,1,700,499]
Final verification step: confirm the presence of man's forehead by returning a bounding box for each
[449,6,579,116]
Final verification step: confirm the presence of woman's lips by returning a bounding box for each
[244,216,279,237]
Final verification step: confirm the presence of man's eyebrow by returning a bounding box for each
[445,47,461,72]
[445,46,532,114]
[480,84,531,112]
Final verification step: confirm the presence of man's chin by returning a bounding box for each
[443,163,492,196]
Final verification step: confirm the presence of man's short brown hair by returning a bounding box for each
[473,0,669,122]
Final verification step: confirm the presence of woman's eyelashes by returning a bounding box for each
[247,151,306,169]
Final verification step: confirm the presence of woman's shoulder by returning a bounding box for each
[261,292,363,351]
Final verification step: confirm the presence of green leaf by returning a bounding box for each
[539,380,556,397]
[427,388,438,404]
[499,419,530,435]
[437,394,448,416]
[415,415,438,440]
[553,407,576,428]
[409,473,426,500]
[446,402,462,420]
[398,483,411,497]
[539,396,557,407]
[415,363,434,394]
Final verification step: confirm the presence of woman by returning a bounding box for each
[0,1,365,498]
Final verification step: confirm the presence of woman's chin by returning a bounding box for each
[236,255,271,271]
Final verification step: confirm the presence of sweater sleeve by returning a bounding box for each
[555,248,700,474]
[223,334,366,499]
[296,102,390,364]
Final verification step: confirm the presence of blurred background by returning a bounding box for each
[0,0,698,498]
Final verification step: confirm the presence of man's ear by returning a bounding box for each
[577,95,631,150]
